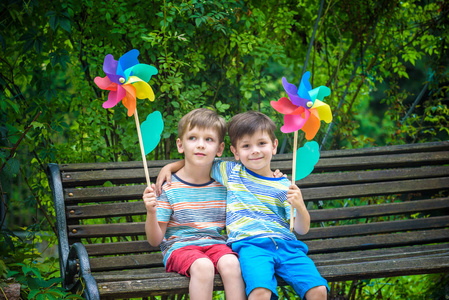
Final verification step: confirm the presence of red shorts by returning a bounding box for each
[166,244,238,277]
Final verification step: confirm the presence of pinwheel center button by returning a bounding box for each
[119,77,125,83]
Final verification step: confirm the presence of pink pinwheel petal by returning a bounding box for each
[270,97,298,114]
[102,85,126,109]
[94,76,117,91]
[103,54,121,84]
[290,106,306,116]
[281,110,310,133]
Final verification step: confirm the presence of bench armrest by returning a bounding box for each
[66,242,100,300]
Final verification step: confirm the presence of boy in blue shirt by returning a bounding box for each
[158,111,328,300]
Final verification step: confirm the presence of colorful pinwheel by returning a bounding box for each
[94,49,162,187]
[271,71,332,140]
[271,71,332,232]
[94,49,158,117]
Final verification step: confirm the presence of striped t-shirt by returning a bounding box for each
[211,160,297,244]
[156,174,228,266]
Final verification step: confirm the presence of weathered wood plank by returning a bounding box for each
[89,243,448,274]
[306,229,449,253]
[63,174,449,205]
[68,215,449,240]
[96,255,449,298]
[84,240,154,256]
[301,176,449,201]
[82,228,449,258]
[302,216,449,240]
[89,253,163,272]
[58,141,449,172]
[60,151,449,187]
[309,197,449,222]
[66,197,449,221]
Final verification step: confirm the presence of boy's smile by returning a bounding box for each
[231,130,278,177]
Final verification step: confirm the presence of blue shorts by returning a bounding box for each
[231,238,329,300]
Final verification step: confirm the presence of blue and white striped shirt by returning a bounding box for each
[211,160,297,244]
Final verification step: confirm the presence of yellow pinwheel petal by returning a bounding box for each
[126,76,155,101]
[311,100,332,123]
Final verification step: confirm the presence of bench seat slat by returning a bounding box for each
[95,255,449,298]
[82,228,449,257]
[309,197,449,222]
[303,215,449,240]
[58,141,449,172]
[66,197,449,221]
[68,216,449,240]
[60,151,449,187]
[63,174,449,204]
[302,176,449,201]
[89,243,449,274]
[307,228,449,253]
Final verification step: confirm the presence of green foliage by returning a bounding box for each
[0,229,83,299]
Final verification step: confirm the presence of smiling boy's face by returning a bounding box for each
[230,130,278,177]
[177,126,225,168]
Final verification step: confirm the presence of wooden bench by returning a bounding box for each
[46,141,449,299]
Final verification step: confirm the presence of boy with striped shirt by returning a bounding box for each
[158,111,328,300]
[143,108,246,300]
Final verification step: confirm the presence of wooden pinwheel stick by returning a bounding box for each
[290,130,298,232]
[134,108,151,187]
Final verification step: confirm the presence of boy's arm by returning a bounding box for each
[155,160,185,195]
[287,184,311,235]
[143,184,168,246]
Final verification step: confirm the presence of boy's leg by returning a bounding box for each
[166,246,216,300]
[248,287,272,300]
[231,239,279,300]
[303,286,328,300]
[274,239,329,300]
[189,258,215,300]
[216,254,246,300]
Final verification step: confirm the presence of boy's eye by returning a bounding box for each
[188,136,196,140]
[206,137,213,142]
[241,144,249,148]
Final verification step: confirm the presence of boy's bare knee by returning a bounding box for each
[249,287,272,300]
[216,254,241,276]
[304,285,327,300]
[189,258,215,278]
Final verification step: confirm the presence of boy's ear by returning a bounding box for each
[230,145,240,161]
[216,142,225,157]
[272,139,279,155]
[176,138,184,154]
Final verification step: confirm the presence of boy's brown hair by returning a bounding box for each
[227,111,277,147]
[178,108,226,143]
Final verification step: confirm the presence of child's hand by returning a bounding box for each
[273,169,287,178]
[287,184,305,210]
[143,184,158,214]
[155,167,173,196]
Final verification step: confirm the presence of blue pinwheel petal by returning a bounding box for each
[297,71,312,100]
[117,49,140,79]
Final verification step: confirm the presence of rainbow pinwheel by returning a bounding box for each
[271,71,332,140]
[94,49,158,117]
